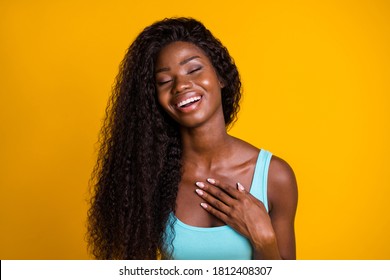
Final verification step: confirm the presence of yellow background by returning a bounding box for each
[1,0,389,259]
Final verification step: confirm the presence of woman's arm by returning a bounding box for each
[258,155,298,259]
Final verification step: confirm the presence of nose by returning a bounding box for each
[172,75,191,94]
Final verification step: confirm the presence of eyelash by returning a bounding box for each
[157,80,171,86]
[188,67,202,74]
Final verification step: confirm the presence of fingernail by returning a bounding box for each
[195,189,204,195]
[207,178,215,184]
[237,182,245,192]
[200,203,208,208]
[195,182,205,188]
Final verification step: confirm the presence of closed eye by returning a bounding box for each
[188,66,202,74]
[157,80,172,86]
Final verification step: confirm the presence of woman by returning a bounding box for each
[88,17,298,260]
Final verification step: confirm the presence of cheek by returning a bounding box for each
[198,73,221,92]
[200,79,223,101]
[198,75,212,88]
[157,91,171,111]
[200,78,211,87]
[156,89,165,104]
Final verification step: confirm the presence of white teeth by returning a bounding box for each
[177,96,201,108]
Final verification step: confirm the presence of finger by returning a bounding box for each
[206,178,240,199]
[237,182,246,192]
[200,202,229,223]
[198,180,236,205]
[195,188,231,214]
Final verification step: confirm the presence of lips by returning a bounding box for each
[177,96,202,108]
[173,93,203,112]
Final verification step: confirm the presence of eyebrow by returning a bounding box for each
[180,55,200,65]
[155,55,201,74]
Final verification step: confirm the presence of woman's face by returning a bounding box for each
[155,41,224,128]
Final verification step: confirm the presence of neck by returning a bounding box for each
[180,122,234,166]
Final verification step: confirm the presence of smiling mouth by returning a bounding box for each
[176,96,202,108]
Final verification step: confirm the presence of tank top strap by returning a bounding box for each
[249,149,272,212]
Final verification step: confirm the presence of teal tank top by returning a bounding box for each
[163,149,272,260]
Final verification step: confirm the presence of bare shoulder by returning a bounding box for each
[267,155,298,213]
[268,155,297,187]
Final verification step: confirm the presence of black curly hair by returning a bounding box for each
[87,17,242,259]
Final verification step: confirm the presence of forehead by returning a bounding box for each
[156,41,208,65]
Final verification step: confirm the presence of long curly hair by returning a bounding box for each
[87,17,242,259]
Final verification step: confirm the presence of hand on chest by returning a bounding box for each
[174,164,255,228]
